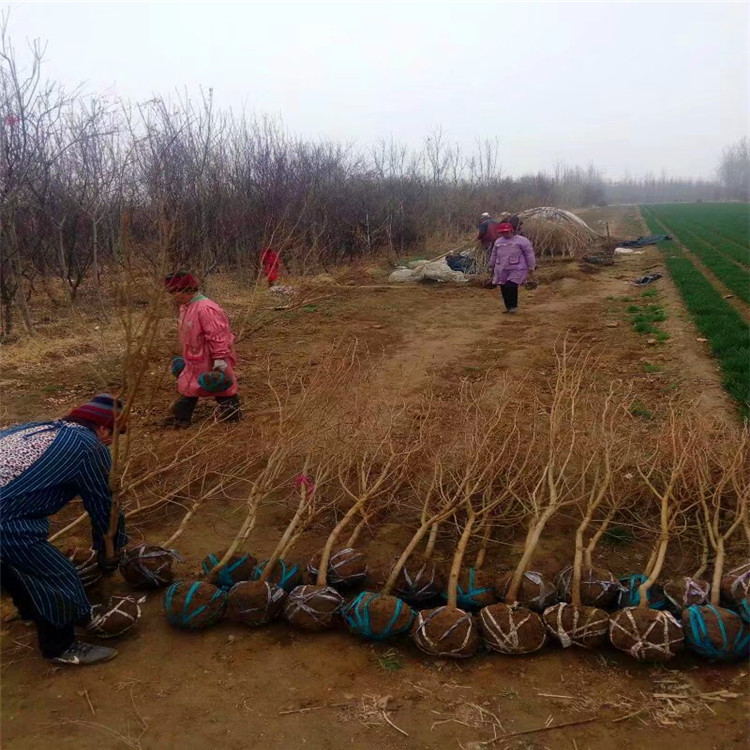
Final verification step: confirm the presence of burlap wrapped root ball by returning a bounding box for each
[201,551,257,590]
[307,548,367,587]
[616,574,667,610]
[344,592,415,640]
[391,556,446,604]
[87,595,143,638]
[64,548,102,589]
[609,607,684,662]
[444,568,497,609]
[720,562,750,609]
[411,606,480,658]
[543,603,609,649]
[253,559,303,592]
[164,580,227,629]
[555,565,619,608]
[479,603,547,655]
[227,580,286,627]
[663,576,711,614]
[119,544,180,589]
[284,585,344,631]
[495,571,557,613]
[682,604,750,662]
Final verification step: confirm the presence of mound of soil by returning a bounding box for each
[682,604,750,662]
[87,595,142,639]
[64,547,101,589]
[391,556,445,603]
[448,568,496,609]
[663,576,711,612]
[555,565,619,608]
[721,563,750,607]
[307,548,367,587]
[201,551,257,589]
[252,559,303,591]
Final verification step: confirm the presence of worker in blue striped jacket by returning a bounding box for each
[0,394,128,666]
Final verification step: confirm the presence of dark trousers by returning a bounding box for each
[0,562,75,658]
[172,394,242,424]
[499,281,519,310]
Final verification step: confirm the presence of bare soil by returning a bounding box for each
[1,206,747,750]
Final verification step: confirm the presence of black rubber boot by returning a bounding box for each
[164,396,198,428]
[216,395,242,422]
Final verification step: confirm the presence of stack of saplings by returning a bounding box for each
[545,385,630,648]
[482,348,588,655]
[229,459,333,627]
[682,424,749,661]
[411,384,519,658]
[609,411,691,662]
[285,402,417,632]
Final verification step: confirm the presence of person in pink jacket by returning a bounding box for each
[163,272,241,427]
[488,223,537,314]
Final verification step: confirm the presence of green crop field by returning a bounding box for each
[640,203,749,416]
[642,203,749,302]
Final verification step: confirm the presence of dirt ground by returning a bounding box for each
[1,206,747,750]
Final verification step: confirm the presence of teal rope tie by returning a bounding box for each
[253,560,301,591]
[440,568,493,609]
[619,574,666,610]
[165,581,227,628]
[202,553,251,590]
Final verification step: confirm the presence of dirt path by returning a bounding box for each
[1,206,746,750]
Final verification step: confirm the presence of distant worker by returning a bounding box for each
[476,212,500,254]
[0,395,127,665]
[260,248,283,287]
[164,272,242,428]
[489,223,537,314]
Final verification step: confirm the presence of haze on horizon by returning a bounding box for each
[6,0,749,181]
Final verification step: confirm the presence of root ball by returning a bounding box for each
[164,580,227,629]
[479,603,547,655]
[307,548,367,587]
[64,547,101,589]
[201,551,257,589]
[253,559,303,591]
[391,557,445,603]
[87,595,143,639]
[120,544,179,589]
[663,576,711,613]
[495,571,557,612]
[344,592,415,640]
[554,565,619,608]
[227,580,286,627]
[682,604,750,662]
[411,605,480,658]
[609,607,683,662]
[542,603,609,649]
[284,585,344,631]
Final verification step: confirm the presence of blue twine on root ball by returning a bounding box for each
[253,560,300,592]
[197,370,234,393]
[201,553,252,590]
[344,592,415,640]
[618,574,667,610]
[164,581,227,629]
[684,604,750,661]
[171,356,185,378]
[440,568,494,609]
[738,599,750,625]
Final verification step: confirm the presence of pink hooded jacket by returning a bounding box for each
[489,235,536,286]
[177,295,238,398]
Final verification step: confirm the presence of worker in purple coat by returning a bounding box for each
[489,223,537,314]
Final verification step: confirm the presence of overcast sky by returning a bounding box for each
[6,1,749,180]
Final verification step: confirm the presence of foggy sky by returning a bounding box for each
[7,1,749,180]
